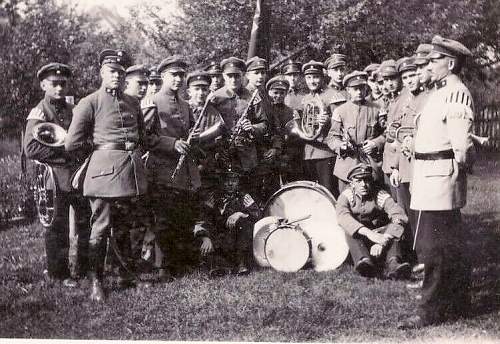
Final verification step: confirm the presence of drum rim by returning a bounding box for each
[264,227,310,272]
[263,180,337,214]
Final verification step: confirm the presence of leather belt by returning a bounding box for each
[414,149,454,160]
[94,142,138,151]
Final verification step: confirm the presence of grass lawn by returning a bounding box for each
[1,153,499,342]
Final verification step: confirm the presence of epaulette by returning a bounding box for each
[204,192,216,209]
[376,189,391,208]
[331,108,342,122]
[242,194,255,208]
[140,99,156,110]
[26,107,45,121]
[340,188,356,207]
[330,92,347,105]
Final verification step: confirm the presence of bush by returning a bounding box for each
[0,153,36,226]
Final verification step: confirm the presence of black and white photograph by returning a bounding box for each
[0,0,499,342]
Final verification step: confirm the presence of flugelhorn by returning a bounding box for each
[32,122,67,147]
[289,93,326,141]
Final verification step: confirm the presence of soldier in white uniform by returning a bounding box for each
[399,36,475,329]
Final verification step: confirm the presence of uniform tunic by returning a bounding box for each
[66,88,147,198]
[327,100,385,183]
[142,89,201,191]
[336,186,407,265]
[25,96,89,279]
[211,85,268,171]
[410,73,475,322]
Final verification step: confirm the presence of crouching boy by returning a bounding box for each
[194,169,261,276]
[336,163,411,279]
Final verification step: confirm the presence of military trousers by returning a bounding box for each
[88,197,137,279]
[413,209,471,322]
[395,182,416,264]
[44,191,89,280]
[149,185,201,272]
[304,157,338,198]
[345,224,403,268]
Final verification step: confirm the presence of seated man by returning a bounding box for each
[194,169,262,276]
[336,163,411,279]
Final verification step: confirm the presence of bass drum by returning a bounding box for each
[263,181,349,272]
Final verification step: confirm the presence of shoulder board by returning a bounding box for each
[26,107,45,121]
[376,189,391,208]
[243,194,255,208]
[340,188,355,207]
[140,99,156,110]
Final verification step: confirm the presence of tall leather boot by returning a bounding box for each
[88,243,105,302]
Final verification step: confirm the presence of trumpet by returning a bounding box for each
[32,122,67,147]
[386,122,414,144]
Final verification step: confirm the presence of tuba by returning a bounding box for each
[289,93,326,141]
[31,122,67,227]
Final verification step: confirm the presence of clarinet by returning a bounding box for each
[227,89,259,148]
[170,96,211,181]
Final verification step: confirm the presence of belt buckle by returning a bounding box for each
[125,142,135,150]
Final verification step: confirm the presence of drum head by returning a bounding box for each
[264,181,349,271]
[264,228,309,272]
[253,216,281,267]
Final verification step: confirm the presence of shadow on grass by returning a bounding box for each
[466,211,500,316]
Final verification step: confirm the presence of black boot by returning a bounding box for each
[88,243,106,302]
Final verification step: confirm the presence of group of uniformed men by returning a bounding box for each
[24,33,477,329]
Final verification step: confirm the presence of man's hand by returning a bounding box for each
[318,113,330,126]
[401,136,413,159]
[239,119,254,133]
[226,212,249,230]
[390,169,401,188]
[174,139,190,155]
[370,244,384,258]
[366,231,390,246]
[263,148,278,161]
[190,128,201,143]
[200,237,214,256]
[362,139,377,154]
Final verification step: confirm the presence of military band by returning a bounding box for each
[23,34,481,329]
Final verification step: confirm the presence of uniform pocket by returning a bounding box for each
[91,165,114,178]
[422,159,454,177]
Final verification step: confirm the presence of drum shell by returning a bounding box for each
[263,181,349,271]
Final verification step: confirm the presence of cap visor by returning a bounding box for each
[189,81,210,87]
[166,67,186,73]
[223,67,244,74]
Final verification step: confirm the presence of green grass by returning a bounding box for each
[1,153,499,342]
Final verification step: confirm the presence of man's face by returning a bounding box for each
[401,70,420,93]
[428,55,452,82]
[351,176,373,196]
[100,65,125,90]
[416,63,432,85]
[188,84,209,106]
[40,75,69,100]
[284,73,300,89]
[125,75,149,99]
[383,75,401,94]
[305,74,323,92]
[147,79,162,95]
[346,84,367,102]
[162,71,185,92]
[367,77,380,96]
[223,176,239,194]
[210,74,224,91]
[327,65,346,85]
[223,72,243,93]
[246,69,267,88]
[268,88,287,105]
